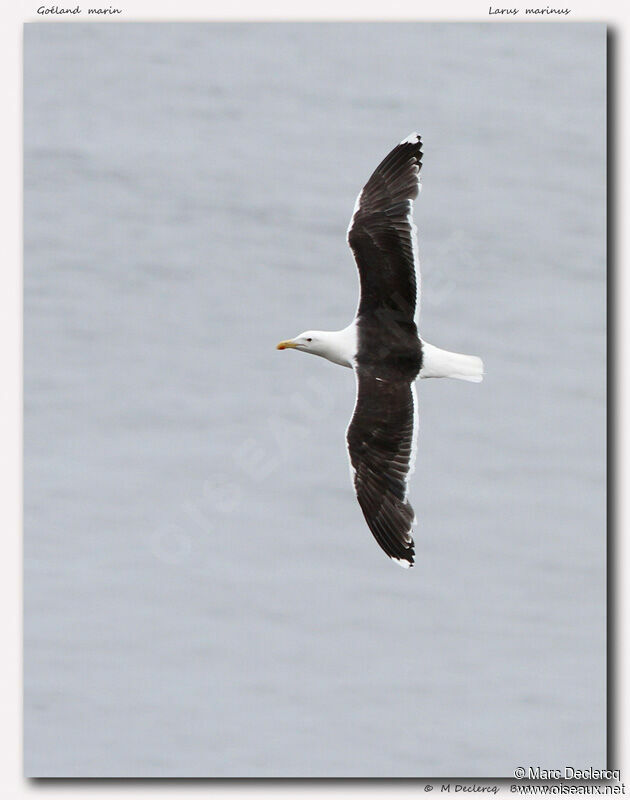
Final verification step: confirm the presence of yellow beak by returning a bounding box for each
[276,340,298,350]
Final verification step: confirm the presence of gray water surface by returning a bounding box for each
[24,23,606,777]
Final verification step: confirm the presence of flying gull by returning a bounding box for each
[277,133,483,567]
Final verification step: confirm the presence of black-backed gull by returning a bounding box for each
[277,133,483,568]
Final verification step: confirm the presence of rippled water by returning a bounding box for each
[24,23,606,777]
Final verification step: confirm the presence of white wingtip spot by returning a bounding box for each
[400,132,420,145]
[392,557,413,569]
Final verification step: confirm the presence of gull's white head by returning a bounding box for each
[276,331,322,356]
[276,326,356,369]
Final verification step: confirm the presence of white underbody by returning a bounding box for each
[417,341,484,383]
[300,322,484,383]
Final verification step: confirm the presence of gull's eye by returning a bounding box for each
[306,338,312,342]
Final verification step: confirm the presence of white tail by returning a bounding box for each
[419,341,484,383]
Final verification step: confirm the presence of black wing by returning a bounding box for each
[346,369,417,567]
[347,133,423,322]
